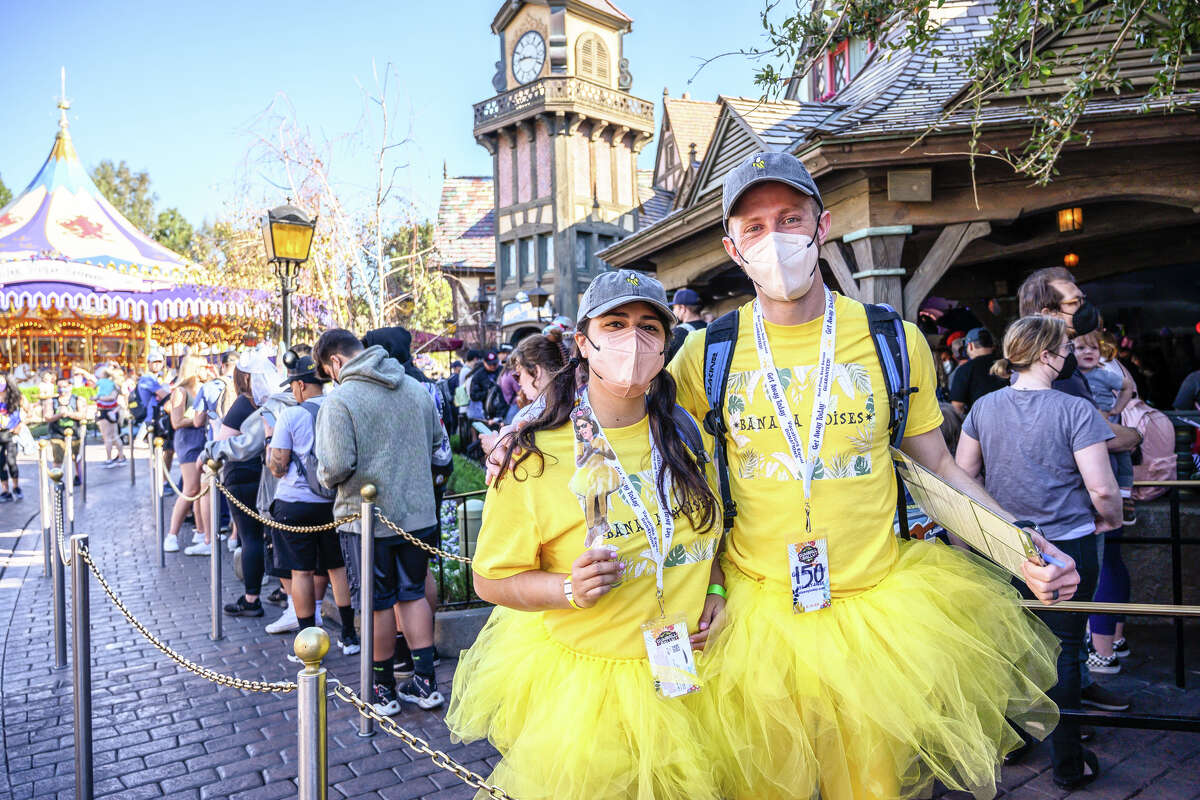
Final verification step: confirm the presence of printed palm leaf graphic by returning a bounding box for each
[727,394,746,415]
[778,367,793,392]
[835,363,872,398]
[848,424,874,454]
[686,537,716,563]
[854,455,870,476]
[772,451,802,480]
[628,473,644,495]
[727,371,762,401]
[738,448,763,479]
[825,451,856,479]
[663,543,689,568]
[865,394,875,417]
[811,456,825,480]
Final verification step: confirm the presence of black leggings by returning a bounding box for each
[0,439,18,483]
[227,480,265,596]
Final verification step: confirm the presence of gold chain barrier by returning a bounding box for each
[329,682,515,800]
[157,453,211,502]
[374,510,472,563]
[78,542,297,693]
[214,479,360,533]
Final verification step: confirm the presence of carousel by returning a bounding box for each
[0,99,294,376]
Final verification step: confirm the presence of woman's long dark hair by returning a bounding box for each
[498,316,717,533]
[2,376,21,410]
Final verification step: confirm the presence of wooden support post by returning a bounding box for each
[902,221,992,321]
[819,241,861,301]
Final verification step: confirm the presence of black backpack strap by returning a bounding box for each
[863,303,916,448]
[291,401,321,478]
[864,302,917,539]
[701,309,740,532]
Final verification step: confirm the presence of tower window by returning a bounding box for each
[576,34,610,85]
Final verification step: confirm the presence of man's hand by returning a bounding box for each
[689,593,726,651]
[1021,533,1080,605]
[569,548,621,608]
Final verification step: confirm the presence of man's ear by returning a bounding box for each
[815,208,832,246]
[722,235,742,265]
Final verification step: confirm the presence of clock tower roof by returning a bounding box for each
[491,0,632,34]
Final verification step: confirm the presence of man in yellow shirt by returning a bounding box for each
[669,151,1083,800]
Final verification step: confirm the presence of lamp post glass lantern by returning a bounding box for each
[262,204,316,350]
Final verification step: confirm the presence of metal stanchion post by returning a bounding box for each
[39,441,51,578]
[357,484,377,738]
[71,533,94,800]
[295,627,330,800]
[64,429,76,534]
[1170,488,1185,689]
[50,468,68,670]
[153,438,165,569]
[129,416,136,485]
[208,459,223,641]
[80,422,87,504]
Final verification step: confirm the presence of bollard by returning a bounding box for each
[50,468,68,670]
[208,459,223,641]
[64,429,76,535]
[39,441,52,578]
[71,533,94,800]
[79,423,87,505]
[153,438,165,569]
[129,415,136,485]
[295,627,330,800]
[357,484,377,738]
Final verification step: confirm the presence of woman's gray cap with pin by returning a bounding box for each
[576,269,673,323]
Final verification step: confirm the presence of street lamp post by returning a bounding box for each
[262,204,316,350]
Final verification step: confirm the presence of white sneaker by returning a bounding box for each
[163,534,179,553]
[266,606,299,634]
[184,542,212,556]
[226,536,238,553]
[191,530,205,546]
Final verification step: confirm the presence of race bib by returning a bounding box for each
[788,538,832,614]
[641,613,702,699]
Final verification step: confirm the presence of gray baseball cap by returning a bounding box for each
[722,151,823,224]
[576,269,673,324]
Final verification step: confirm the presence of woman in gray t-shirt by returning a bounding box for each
[955,315,1120,789]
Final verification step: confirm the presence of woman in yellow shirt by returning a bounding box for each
[446,270,725,800]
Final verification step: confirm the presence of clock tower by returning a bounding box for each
[473,0,655,328]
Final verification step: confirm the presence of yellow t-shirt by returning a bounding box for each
[472,416,720,659]
[670,292,942,596]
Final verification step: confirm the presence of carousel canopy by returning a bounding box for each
[0,101,282,326]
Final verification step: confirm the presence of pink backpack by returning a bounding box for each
[1121,398,1176,501]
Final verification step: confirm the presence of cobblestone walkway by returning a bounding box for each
[0,443,1197,799]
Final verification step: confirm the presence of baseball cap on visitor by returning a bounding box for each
[671,288,701,307]
[280,354,324,386]
[483,351,500,367]
[576,269,672,324]
[722,151,823,225]
[147,350,164,363]
[965,327,994,347]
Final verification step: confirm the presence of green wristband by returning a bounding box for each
[706,583,727,599]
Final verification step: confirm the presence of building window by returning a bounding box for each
[538,233,552,276]
[576,34,610,85]
[811,40,850,102]
[519,236,532,282]
[576,233,593,275]
[500,240,515,285]
[596,235,616,271]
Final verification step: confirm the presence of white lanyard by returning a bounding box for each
[577,390,675,609]
[751,286,837,530]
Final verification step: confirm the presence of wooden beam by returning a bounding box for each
[903,221,991,320]
[820,241,860,300]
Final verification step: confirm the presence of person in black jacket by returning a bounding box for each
[470,351,502,426]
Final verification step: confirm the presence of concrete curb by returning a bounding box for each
[435,605,493,658]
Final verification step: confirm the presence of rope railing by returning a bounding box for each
[213,479,360,533]
[156,453,211,502]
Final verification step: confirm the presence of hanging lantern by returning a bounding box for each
[1063,252,1080,268]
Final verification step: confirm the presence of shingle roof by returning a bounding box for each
[434,177,495,274]
[722,96,842,149]
[637,168,674,225]
[662,96,721,167]
[579,0,632,24]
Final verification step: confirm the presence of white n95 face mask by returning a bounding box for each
[736,231,820,302]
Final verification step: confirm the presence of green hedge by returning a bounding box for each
[446,454,486,495]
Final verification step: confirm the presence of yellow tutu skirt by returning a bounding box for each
[701,539,1060,800]
[446,607,720,800]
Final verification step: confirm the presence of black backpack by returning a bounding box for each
[291,401,336,500]
[484,382,510,421]
[700,301,916,535]
[128,386,148,424]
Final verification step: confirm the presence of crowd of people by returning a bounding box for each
[3,148,1195,799]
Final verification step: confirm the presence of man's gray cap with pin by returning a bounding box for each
[722,151,824,225]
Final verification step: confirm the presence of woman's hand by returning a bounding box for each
[569,547,621,608]
[484,424,522,484]
[689,593,726,651]
[1022,533,1080,605]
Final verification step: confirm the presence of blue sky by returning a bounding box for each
[0,1,776,228]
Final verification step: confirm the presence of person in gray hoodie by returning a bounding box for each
[312,329,444,714]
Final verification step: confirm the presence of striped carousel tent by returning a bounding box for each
[0,99,309,375]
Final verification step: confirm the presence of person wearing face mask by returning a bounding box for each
[446,270,725,800]
[956,315,1121,789]
[668,152,1075,800]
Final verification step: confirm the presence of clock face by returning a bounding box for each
[512,30,546,85]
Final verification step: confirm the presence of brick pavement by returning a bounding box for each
[0,441,1197,799]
